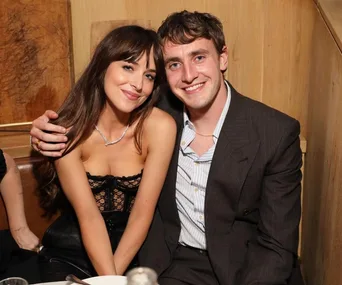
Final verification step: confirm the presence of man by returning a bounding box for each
[30,11,303,285]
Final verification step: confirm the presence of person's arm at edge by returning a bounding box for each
[239,120,302,285]
[113,109,177,275]
[0,152,39,250]
[54,146,117,275]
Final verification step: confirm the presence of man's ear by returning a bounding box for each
[219,46,228,72]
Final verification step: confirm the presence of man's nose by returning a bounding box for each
[181,62,198,83]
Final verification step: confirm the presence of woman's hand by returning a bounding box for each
[11,226,40,251]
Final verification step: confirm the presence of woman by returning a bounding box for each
[36,25,176,281]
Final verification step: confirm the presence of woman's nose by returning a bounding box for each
[131,74,143,91]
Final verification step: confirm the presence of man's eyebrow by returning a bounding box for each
[189,49,209,57]
[164,49,210,65]
[164,56,181,65]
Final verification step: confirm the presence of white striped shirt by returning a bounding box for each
[176,82,231,249]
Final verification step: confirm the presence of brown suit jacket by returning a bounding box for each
[140,82,302,285]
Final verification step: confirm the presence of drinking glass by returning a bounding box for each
[0,277,29,285]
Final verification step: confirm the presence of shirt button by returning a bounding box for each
[181,141,185,146]
[194,188,198,192]
[243,209,250,216]
[199,215,203,220]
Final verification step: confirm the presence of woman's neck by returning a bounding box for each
[97,104,130,132]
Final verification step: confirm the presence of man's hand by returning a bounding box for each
[30,110,68,157]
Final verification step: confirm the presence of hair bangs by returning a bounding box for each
[113,33,154,67]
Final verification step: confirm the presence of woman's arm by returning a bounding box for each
[113,109,177,274]
[0,152,39,250]
[54,147,116,275]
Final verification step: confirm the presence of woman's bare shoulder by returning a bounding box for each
[144,108,177,151]
[146,107,176,130]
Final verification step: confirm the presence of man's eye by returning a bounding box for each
[169,62,180,70]
[195,55,205,62]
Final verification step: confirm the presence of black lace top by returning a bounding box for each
[39,169,143,278]
[86,170,143,213]
[0,149,7,183]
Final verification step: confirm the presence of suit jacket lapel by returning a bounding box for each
[205,86,260,236]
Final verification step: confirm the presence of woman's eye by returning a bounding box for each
[123,65,133,71]
[145,74,156,81]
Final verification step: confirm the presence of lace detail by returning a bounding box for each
[86,171,142,213]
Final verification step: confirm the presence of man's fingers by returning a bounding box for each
[33,139,66,152]
[29,110,68,156]
[36,111,56,124]
[38,132,67,144]
[30,127,67,143]
[38,141,66,151]
[38,150,64,157]
[44,110,59,120]
[31,142,40,152]
[33,118,66,134]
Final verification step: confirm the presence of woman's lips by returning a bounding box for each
[122,90,140,101]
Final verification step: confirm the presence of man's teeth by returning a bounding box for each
[185,83,203,91]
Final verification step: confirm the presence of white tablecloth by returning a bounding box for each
[32,275,127,285]
[32,281,67,285]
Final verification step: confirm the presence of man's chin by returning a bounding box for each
[183,99,210,111]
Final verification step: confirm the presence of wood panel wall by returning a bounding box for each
[0,0,73,125]
[70,0,315,137]
[317,0,342,51]
[0,0,73,158]
[301,3,342,285]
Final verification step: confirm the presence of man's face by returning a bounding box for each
[163,38,228,111]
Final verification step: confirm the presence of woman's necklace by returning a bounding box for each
[95,125,129,146]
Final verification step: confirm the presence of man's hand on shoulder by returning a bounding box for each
[30,110,68,157]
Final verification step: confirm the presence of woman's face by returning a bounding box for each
[104,51,157,113]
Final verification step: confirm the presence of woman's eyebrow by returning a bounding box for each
[145,68,156,73]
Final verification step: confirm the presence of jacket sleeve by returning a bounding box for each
[239,120,302,285]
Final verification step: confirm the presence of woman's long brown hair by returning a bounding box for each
[36,25,166,217]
